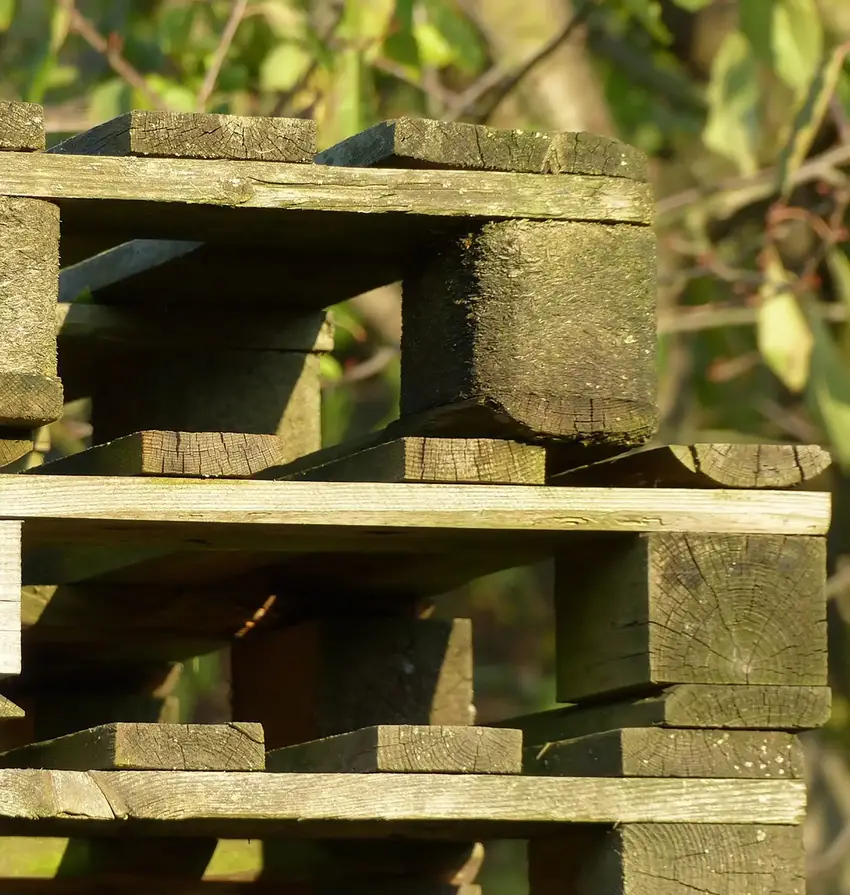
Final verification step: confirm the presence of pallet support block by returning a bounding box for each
[528,824,805,895]
[555,531,827,702]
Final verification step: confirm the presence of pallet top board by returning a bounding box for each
[0,151,652,267]
[0,478,830,548]
[0,770,805,836]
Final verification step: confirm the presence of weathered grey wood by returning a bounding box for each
[266,436,546,484]
[555,532,826,702]
[316,118,648,180]
[57,238,396,308]
[50,111,316,161]
[528,824,805,895]
[0,431,33,469]
[90,350,320,449]
[0,695,24,719]
[0,479,829,549]
[231,618,473,750]
[0,722,265,771]
[0,101,45,151]
[492,685,832,742]
[34,432,292,478]
[401,220,657,444]
[0,521,21,678]
[550,441,833,488]
[526,728,804,779]
[0,197,63,427]
[0,770,802,832]
[267,726,522,774]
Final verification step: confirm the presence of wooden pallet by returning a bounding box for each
[0,104,830,894]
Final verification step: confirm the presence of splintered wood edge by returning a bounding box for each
[0,478,830,535]
[0,771,806,827]
[0,153,655,225]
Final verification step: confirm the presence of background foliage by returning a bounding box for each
[5,0,850,890]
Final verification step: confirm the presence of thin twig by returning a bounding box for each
[61,0,168,110]
[197,0,249,111]
[659,301,847,334]
[445,0,593,123]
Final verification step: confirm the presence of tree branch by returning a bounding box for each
[197,0,249,111]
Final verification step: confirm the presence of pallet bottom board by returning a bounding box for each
[0,770,804,836]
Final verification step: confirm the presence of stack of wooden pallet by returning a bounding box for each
[0,102,830,893]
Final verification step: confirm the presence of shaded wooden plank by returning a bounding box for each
[50,111,316,162]
[0,101,45,151]
[550,441,833,488]
[0,478,830,540]
[0,770,803,833]
[490,685,833,742]
[267,726,522,774]
[232,619,473,751]
[401,219,657,445]
[526,728,804,779]
[0,722,264,771]
[528,824,805,895]
[33,432,291,479]
[265,436,546,484]
[317,118,647,180]
[0,197,63,427]
[555,532,827,701]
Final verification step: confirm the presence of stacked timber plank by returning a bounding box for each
[0,102,830,893]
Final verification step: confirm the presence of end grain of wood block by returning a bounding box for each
[50,110,317,161]
[0,432,34,469]
[0,101,45,151]
[491,684,832,743]
[267,726,522,774]
[0,721,265,771]
[526,728,804,779]
[555,532,827,702]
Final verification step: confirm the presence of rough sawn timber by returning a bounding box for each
[0,521,21,677]
[550,441,832,488]
[266,726,522,775]
[0,101,45,151]
[0,770,805,834]
[0,722,265,771]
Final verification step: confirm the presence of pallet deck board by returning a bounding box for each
[0,770,805,835]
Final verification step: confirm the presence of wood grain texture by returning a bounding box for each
[0,722,265,771]
[528,824,805,895]
[0,521,21,678]
[50,111,316,161]
[0,101,45,151]
[401,220,657,444]
[551,441,832,488]
[231,619,473,750]
[527,728,804,779]
[555,532,826,702]
[266,436,546,484]
[492,685,832,742]
[34,432,291,479]
[0,479,830,542]
[0,197,63,426]
[89,350,320,450]
[0,151,654,223]
[0,432,33,469]
[266,726,522,774]
[0,770,803,832]
[316,118,648,181]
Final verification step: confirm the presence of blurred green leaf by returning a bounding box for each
[90,79,132,122]
[319,354,344,384]
[261,41,313,92]
[829,249,850,313]
[417,0,485,72]
[740,0,774,67]
[146,76,197,112]
[757,248,813,393]
[338,0,396,47]
[670,0,711,9]
[703,29,761,175]
[777,43,849,198]
[773,0,823,95]
[0,0,16,32]
[809,310,850,468]
[616,0,672,43]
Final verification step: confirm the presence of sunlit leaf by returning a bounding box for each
[418,0,485,73]
[703,30,761,175]
[757,248,813,392]
[338,0,396,45]
[670,0,711,9]
[259,0,306,39]
[808,310,850,468]
[146,76,197,113]
[319,354,344,384]
[777,43,849,198]
[773,0,823,95]
[0,0,16,32]
[260,41,313,92]
[739,0,773,67]
[618,0,672,43]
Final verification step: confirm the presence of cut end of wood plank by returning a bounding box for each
[0,695,24,719]
[0,373,64,427]
[50,111,317,162]
[0,432,34,470]
[316,118,648,181]
[670,443,833,488]
[0,722,265,771]
[267,726,523,775]
[0,101,45,151]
